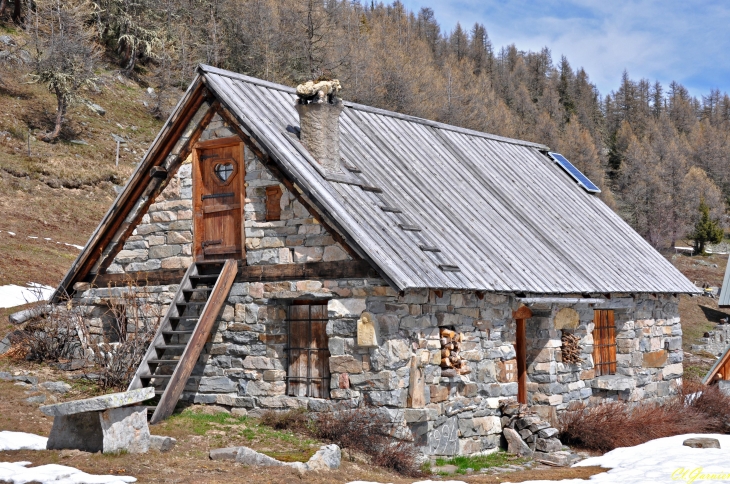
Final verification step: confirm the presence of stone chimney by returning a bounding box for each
[295,79,343,173]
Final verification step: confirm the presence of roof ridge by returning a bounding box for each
[197,64,550,150]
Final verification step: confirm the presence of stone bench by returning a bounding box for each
[39,387,155,454]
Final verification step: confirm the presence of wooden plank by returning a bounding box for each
[516,318,527,404]
[408,356,426,408]
[86,269,188,287]
[203,245,238,256]
[150,259,237,424]
[203,203,240,214]
[607,310,617,374]
[512,305,533,319]
[235,260,378,282]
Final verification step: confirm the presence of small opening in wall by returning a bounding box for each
[266,185,283,221]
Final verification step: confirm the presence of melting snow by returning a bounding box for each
[0,431,48,451]
[0,462,135,484]
[0,283,54,308]
[505,433,730,484]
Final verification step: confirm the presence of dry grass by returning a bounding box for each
[559,381,730,452]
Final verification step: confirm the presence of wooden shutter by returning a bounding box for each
[592,310,617,376]
[266,186,283,221]
[287,301,330,398]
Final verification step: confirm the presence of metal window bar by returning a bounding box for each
[286,302,330,399]
[593,310,617,376]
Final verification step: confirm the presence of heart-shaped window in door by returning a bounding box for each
[210,158,237,186]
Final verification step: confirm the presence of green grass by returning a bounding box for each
[434,451,528,474]
[168,409,318,462]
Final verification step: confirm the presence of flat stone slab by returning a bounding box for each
[683,438,721,449]
[40,387,155,416]
[209,444,340,471]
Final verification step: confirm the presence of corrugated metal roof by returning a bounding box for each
[719,255,730,307]
[199,64,698,294]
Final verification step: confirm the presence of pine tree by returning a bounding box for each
[690,198,724,255]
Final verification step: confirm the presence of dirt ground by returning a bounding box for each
[0,361,606,484]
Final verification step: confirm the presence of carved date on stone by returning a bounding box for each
[427,416,458,455]
[357,311,379,347]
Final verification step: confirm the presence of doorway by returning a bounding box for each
[192,137,245,261]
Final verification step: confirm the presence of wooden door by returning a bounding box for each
[193,137,245,261]
[287,301,330,398]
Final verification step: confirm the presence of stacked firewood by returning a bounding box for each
[440,328,471,374]
[561,331,582,364]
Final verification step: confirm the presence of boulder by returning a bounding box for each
[503,428,533,457]
[235,447,284,466]
[683,438,720,449]
[41,381,72,394]
[209,444,341,472]
[149,435,177,452]
[306,444,341,470]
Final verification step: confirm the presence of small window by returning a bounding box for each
[592,310,617,376]
[214,162,234,182]
[266,185,283,221]
[286,301,330,398]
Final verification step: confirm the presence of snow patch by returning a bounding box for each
[0,461,136,484]
[505,433,730,484]
[0,283,54,308]
[0,432,48,451]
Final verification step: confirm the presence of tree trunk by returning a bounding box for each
[11,0,20,22]
[0,0,7,18]
[41,87,66,142]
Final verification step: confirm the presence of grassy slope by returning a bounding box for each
[0,49,168,289]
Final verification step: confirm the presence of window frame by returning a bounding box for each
[285,300,331,399]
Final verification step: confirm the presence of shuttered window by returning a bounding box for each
[592,310,617,376]
[286,301,330,398]
[265,185,283,221]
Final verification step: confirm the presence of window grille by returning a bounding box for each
[286,301,330,398]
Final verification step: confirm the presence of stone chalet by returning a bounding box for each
[49,65,699,456]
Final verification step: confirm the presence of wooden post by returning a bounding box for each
[513,305,532,405]
[408,355,426,408]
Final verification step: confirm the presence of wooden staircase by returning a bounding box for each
[128,259,237,424]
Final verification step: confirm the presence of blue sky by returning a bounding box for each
[398,0,730,98]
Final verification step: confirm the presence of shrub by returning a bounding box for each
[558,382,730,452]
[260,408,311,432]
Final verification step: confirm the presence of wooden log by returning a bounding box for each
[441,358,452,367]
[441,349,450,358]
[440,329,456,339]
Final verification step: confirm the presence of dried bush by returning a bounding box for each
[311,408,423,477]
[558,392,721,452]
[8,302,86,363]
[85,284,162,391]
[260,408,311,432]
[679,380,730,433]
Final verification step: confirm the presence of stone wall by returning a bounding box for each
[107,112,352,274]
[691,323,730,356]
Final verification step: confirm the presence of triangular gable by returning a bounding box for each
[704,343,730,384]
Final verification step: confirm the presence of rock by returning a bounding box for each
[70,139,89,145]
[718,380,730,396]
[533,450,581,467]
[0,371,12,380]
[25,395,46,404]
[503,428,533,457]
[99,407,150,454]
[40,387,154,416]
[535,437,563,453]
[537,427,559,439]
[235,446,284,466]
[210,447,240,460]
[41,381,72,394]
[306,444,341,470]
[590,375,635,391]
[149,435,177,452]
[14,375,39,385]
[432,464,459,474]
[683,437,720,449]
[198,376,237,393]
[85,101,106,116]
[0,35,15,46]
[0,336,10,355]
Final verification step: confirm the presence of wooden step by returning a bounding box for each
[147,359,180,365]
[189,274,219,282]
[162,330,194,336]
[139,374,173,379]
[155,344,188,351]
[183,288,212,295]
